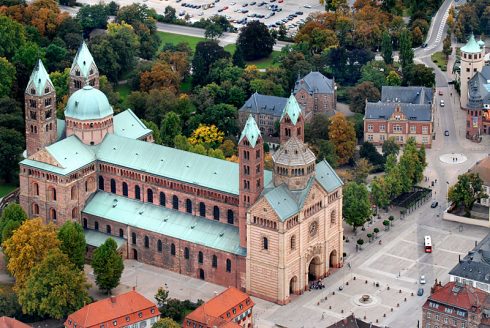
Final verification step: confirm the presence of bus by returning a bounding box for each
[424,236,432,253]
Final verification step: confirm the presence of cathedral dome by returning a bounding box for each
[273,136,316,167]
[65,85,113,120]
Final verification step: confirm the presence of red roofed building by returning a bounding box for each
[422,281,490,328]
[64,290,160,328]
[183,287,254,328]
[0,317,31,328]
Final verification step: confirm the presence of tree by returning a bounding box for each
[91,238,124,293]
[382,137,400,158]
[0,127,24,183]
[0,58,15,98]
[399,28,414,71]
[385,70,402,86]
[0,97,23,132]
[0,15,26,59]
[237,21,275,61]
[343,182,372,230]
[328,113,356,165]
[294,22,338,54]
[49,69,70,104]
[56,17,83,51]
[153,318,180,328]
[232,45,246,68]
[24,0,69,37]
[17,248,90,319]
[160,111,182,147]
[404,64,435,88]
[357,238,364,249]
[200,103,238,137]
[89,36,120,82]
[205,22,224,40]
[188,124,224,149]
[162,6,176,23]
[192,41,230,87]
[353,158,373,183]
[359,60,389,90]
[219,139,236,158]
[381,30,393,64]
[45,44,68,72]
[316,140,338,168]
[370,176,390,208]
[140,61,180,93]
[449,172,488,216]
[3,218,60,289]
[58,222,86,270]
[305,113,330,143]
[442,34,452,58]
[349,82,380,114]
[359,142,385,167]
[155,285,169,308]
[77,4,109,34]
[107,22,140,80]
[0,203,27,243]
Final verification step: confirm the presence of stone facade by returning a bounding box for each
[460,35,486,109]
[293,72,336,120]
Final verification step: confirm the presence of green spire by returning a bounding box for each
[281,94,302,125]
[461,34,482,54]
[239,114,261,148]
[26,59,52,96]
[71,41,96,78]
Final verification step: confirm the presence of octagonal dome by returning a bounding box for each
[273,136,316,167]
[65,85,113,120]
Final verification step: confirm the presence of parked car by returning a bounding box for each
[430,201,438,208]
[417,288,424,296]
[444,130,449,136]
[439,90,443,95]
[420,275,426,284]
[242,3,248,6]
[304,4,312,8]
[296,11,303,15]
[422,43,428,48]
[250,1,256,4]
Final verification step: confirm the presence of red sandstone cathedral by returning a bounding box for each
[19,42,343,304]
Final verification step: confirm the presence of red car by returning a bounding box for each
[438,90,443,95]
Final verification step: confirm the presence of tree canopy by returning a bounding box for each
[237,21,275,61]
[343,182,372,230]
[449,172,488,216]
[58,221,86,270]
[328,113,356,165]
[91,238,124,293]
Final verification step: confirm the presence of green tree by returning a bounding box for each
[305,113,330,143]
[0,203,27,244]
[58,222,86,270]
[153,318,180,328]
[160,111,182,147]
[349,81,380,114]
[91,238,124,293]
[201,103,238,137]
[205,22,224,40]
[89,36,120,82]
[343,182,372,230]
[49,69,70,104]
[2,220,21,244]
[381,30,393,65]
[404,64,435,88]
[382,137,400,158]
[385,70,402,86]
[142,120,162,145]
[192,41,230,87]
[360,60,389,90]
[316,140,338,167]
[45,44,68,72]
[449,172,488,216]
[155,285,169,308]
[443,34,452,58]
[385,161,403,199]
[0,15,26,59]
[232,45,246,68]
[0,97,24,132]
[77,4,109,34]
[399,28,414,71]
[370,176,390,208]
[0,288,22,318]
[0,58,16,98]
[328,113,356,165]
[0,127,24,183]
[353,158,373,183]
[17,248,90,319]
[107,23,140,81]
[359,142,385,167]
[237,21,275,61]
[162,6,176,23]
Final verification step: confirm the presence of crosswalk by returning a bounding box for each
[425,5,450,52]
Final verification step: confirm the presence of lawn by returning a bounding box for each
[0,183,17,198]
[431,51,448,71]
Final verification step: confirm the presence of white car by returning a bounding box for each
[440,100,445,107]
[304,4,312,8]
[420,275,426,284]
[230,1,236,4]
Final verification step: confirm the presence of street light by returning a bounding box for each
[446,181,450,209]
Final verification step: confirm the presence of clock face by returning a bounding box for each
[309,221,318,237]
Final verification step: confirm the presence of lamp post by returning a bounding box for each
[446,181,450,209]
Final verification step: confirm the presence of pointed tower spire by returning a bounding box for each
[26,59,53,96]
[239,114,261,148]
[69,41,99,95]
[279,94,304,144]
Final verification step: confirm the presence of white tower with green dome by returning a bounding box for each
[460,34,485,108]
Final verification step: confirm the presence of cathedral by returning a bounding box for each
[19,42,344,304]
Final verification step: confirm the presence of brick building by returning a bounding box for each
[421,281,490,328]
[0,317,31,328]
[363,86,434,148]
[19,44,343,305]
[465,66,490,140]
[293,71,336,120]
[64,290,160,328]
[183,287,254,328]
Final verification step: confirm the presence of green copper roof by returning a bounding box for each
[20,135,96,175]
[315,159,343,192]
[281,94,302,125]
[84,229,125,249]
[478,39,485,47]
[83,191,246,256]
[65,85,113,120]
[113,109,152,140]
[26,60,53,96]
[239,114,261,148]
[461,34,482,54]
[56,119,66,141]
[96,134,273,195]
[71,41,96,78]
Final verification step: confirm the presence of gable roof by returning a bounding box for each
[26,60,53,96]
[449,233,490,286]
[294,71,334,94]
[113,109,152,140]
[239,92,287,117]
[0,317,31,328]
[239,114,262,148]
[83,191,247,256]
[65,290,158,328]
[71,41,97,78]
[380,86,433,105]
[280,94,303,125]
[427,282,487,312]
[467,66,490,108]
[364,102,432,121]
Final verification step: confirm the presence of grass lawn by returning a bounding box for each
[0,183,17,198]
[431,51,448,71]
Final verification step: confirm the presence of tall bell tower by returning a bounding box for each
[24,60,57,157]
[460,34,485,108]
[280,94,304,144]
[69,41,99,95]
[238,115,264,248]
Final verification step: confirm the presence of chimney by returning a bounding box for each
[111,296,116,304]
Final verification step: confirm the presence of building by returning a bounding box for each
[19,44,343,305]
[183,287,254,328]
[468,157,490,207]
[460,34,486,110]
[238,92,287,138]
[0,317,31,328]
[294,71,336,119]
[449,233,490,292]
[363,86,434,147]
[64,290,160,328]
[422,281,490,328]
[465,65,490,140]
[326,314,383,328]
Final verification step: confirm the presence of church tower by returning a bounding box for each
[25,60,57,157]
[460,34,485,108]
[69,41,99,95]
[238,115,264,248]
[280,94,304,144]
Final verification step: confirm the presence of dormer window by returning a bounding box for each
[30,88,35,95]
[75,70,80,77]
[45,87,49,93]
[90,69,94,75]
